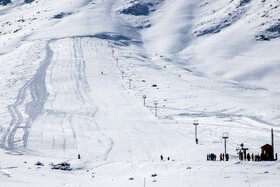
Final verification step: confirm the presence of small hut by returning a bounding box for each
[260,144,274,161]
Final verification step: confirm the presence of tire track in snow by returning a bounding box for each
[1,42,53,150]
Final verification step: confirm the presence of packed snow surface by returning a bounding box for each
[0,0,280,186]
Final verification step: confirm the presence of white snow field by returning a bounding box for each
[0,0,280,186]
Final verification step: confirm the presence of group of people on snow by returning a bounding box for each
[160,155,171,161]
[219,153,229,161]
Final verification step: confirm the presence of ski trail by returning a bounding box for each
[27,38,113,159]
[3,37,191,161]
[81,37,184,161]
[1,42,53,150]
[22,43,53,147]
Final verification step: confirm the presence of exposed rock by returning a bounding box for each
[50,162,72,171]
[35,161,44,166]
[0,0,11,6]
[120,3,150,16]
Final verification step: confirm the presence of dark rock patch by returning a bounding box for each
[120,3,150,16]
[24,0,34,3]
[53,12,72,19]
[0,0,11,6]
[51,161,72,171]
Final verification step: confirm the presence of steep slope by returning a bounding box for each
[182,0,280,91]
[0,0,280,186]
[26,37,192,161]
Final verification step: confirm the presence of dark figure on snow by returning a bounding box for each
[78,154,81,159]
[225,154,229,161]
[210,153,213,161]
[252,153,254,161]
[211,153,216,161]
[213,154,217,161]
[167,157,170,161]
[196,138,198,144]
[247,153,250,161]
[160,155,163,161]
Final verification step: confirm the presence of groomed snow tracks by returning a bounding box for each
[1,42,53,151]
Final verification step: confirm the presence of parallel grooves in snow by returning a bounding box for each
[27,38,113,159]
[1,42,52,150]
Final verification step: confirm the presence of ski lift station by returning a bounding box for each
[261,144,274,161]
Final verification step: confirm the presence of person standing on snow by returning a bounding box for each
[247,153,250,161]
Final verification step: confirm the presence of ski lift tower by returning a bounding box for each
[143,95,146,106]
[193,120,199,144]
[272,128,275,161]
[154,102,158,117]
[222,132,229,155]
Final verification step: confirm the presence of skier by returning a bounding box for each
[220,153,223,161]
[160,155,163,161]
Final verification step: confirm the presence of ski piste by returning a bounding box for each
[0,0,280,186]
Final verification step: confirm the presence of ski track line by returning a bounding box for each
[22,43,53,147]
[1,42,53,151]
[82,38,115,160]
[70,38,98,154]
[25,37,114,158]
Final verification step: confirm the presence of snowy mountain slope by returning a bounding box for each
[25,37,192,162]
[141,0,280,91]
[182,0,280,91]
[0,0,280,186]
